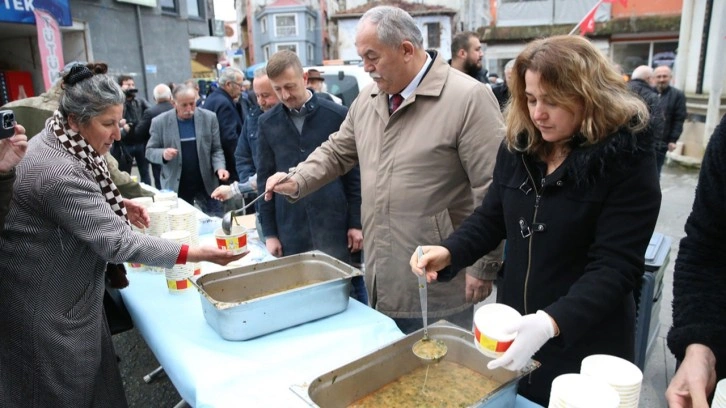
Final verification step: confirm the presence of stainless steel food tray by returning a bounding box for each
[191,251,362,341]
[295,321,539,407]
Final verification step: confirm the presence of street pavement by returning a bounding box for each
[116,160,699,407]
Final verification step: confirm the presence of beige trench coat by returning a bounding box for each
[293,54,505,318]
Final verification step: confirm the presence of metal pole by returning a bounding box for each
[569,0,603,36]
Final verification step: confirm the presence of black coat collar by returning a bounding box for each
[565,123,655,189]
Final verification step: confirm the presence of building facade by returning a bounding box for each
[332,1,456,62]
[0,0,218,102]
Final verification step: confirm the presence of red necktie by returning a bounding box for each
[389,93,404,115]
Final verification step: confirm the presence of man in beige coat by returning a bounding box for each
[266,6,504,333]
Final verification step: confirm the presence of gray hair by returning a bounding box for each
[153,84,172,102]
[172,84,196,100]
[253,67,267,79]
[504,59,515,73]
[359,6,423,50]
[59,74,124,126]
[218,67,244,86]
[631,65,653,81]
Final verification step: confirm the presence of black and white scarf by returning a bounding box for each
[47,110,129,224]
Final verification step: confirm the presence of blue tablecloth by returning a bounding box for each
[120,229,542,407]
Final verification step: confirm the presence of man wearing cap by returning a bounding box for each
[306,69,343,105]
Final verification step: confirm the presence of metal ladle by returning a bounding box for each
[411,246,448,363]
[221,172,294,235]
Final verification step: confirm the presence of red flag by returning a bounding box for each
[604,0,628,6]
[34,8,65,92]
[579,5,599,36]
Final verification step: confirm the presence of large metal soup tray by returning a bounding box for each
[302,321,540,407]
[191,251,361,341]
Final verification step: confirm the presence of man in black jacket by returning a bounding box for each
[653,65,687,174]
[628,65,664,155]
[135,83,173,189]
[257,50,367,304]
[115,75,151,184]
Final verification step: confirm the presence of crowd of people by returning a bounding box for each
[0,5,721,408]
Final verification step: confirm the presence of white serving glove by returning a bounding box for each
[487,310,556,371]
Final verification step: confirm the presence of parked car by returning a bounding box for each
[304,64,373,107]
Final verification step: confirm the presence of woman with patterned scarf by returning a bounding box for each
[0,63,247,407]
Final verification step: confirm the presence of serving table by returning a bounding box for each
[120,205,542,407]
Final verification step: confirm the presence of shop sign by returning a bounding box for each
[1,0,72,27]
[34,8,64,92]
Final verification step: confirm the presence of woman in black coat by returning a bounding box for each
[411,35,662,405]
[666,114,726,407]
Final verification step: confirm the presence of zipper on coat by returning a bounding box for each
[521,156,544,315]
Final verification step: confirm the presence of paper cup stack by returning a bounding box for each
[549,373,620,408]
[144,205,171,272]
[146,205,171,237]
[713,379,726,408]
[168,207,199,246]
[580,355,642,408]
[160,230,195,292]
[154,191,178,208]
[167,207,200,275]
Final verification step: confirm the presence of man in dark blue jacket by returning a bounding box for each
[257,50,367,303]
[212,69,280,238]
[234,69,279,186]
[202,67,246,184]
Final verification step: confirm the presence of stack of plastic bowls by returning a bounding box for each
[580,354,643,408]
[130,196,153,208]
[713,379,726,408]
[154,191,178,208]
[160,230,195,292]
[549,373,620,408]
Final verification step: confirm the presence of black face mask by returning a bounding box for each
[124,89,139,97]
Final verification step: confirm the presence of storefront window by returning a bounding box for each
[612,41,678,76]
[161,0,177,13]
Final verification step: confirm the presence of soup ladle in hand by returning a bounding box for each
[411,246,448,363]
[221,172,294,235]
